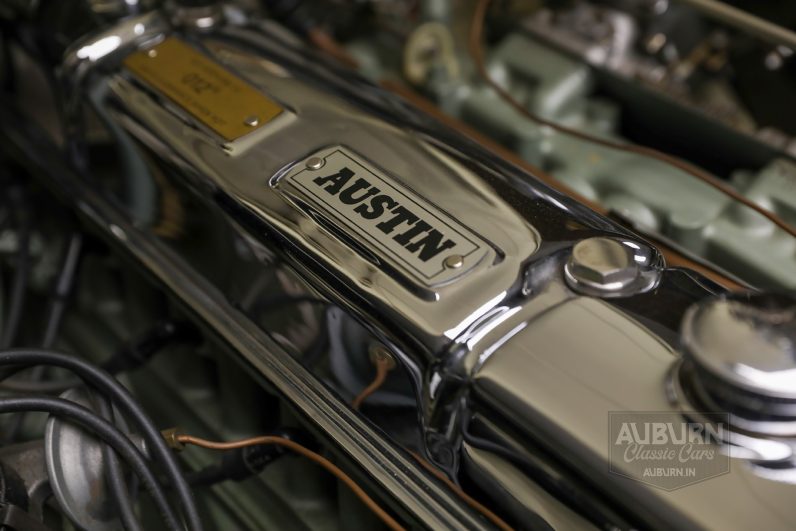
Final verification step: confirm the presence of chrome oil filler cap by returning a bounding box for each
[681,292,796,420]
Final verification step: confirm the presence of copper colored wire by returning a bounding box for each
[411,453,515,531]
[469,0,796,240]
[301,14,747,289]
[175,434,405,531]
[351,355,513,527]
[352,355,392,410]
[381,80,746,290]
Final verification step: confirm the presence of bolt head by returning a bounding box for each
[567,237,639,289]
[243,115,260,127]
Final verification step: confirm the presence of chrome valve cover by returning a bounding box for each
[5,9,795,530]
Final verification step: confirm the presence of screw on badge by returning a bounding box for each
[443,254,464,269]
[305,157,325,170]
[243,115,260,127]
[565,237,640,293]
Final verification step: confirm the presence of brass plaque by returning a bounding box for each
[124,38,282,141]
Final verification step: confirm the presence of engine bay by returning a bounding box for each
[0,1,795,530]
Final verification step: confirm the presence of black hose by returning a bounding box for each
[41,232,83,350]
[93,393,143,531]
[0,396,180,530]
[3,232,83,441]
[185,465,227,487]
[0,350,202,531]
[0,320,194,393]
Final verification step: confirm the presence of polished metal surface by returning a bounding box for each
[170,2,224,31]
[63,12,167,83]
[682,292,796,401]
[62,11,168,100]
[305,156,325,170]
[568,238,636,288]
[443,254,464,269]
[473,294,796,529]
[49,15,744,528]
[3,9,779,529]
[88,0,159,19]
[672,293,796,445]
[44,388,137,531]
[564,237,661,297]
[462,443,595,530]
[107,32,542,357]
[61,11,168,167]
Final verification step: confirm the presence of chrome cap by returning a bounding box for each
[564,237,661,297]
[682,293,796,402]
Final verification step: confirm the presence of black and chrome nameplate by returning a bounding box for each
[277,148,489,286]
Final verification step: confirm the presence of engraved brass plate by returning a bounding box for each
[124,38,282,141]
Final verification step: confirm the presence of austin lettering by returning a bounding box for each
[312,167,456,262]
